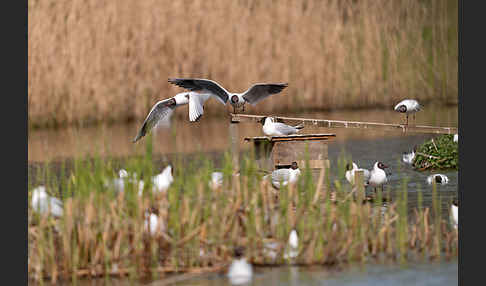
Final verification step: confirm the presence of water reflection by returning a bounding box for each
[28,106,457,162]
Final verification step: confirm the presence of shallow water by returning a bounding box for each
[28,106,458,285]
[168,262,458,286]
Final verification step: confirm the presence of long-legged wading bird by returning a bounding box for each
[133,91,227,142]
[394,99,421,126]
[261,116,304,136]
[167,78,288,113]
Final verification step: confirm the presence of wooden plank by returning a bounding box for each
[244,133,336,142]
[231,114,457,135]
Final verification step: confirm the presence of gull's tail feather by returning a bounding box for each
[294,123,305,130]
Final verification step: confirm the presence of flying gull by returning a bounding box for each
[133,91,226,142]
[168,78,288,113]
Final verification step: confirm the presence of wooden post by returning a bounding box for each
[229,122,240,169]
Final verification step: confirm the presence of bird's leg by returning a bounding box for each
[406,114,409,126]
[242,103,246,112]
[233,105,236,114]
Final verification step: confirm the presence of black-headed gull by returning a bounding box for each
[227,246,253,285]
[31,186,63,218]
[144,208,165,236]
[168,78,288,113]
[451,198,458,229]
[283,229,299,260]
[152,165,173,193]
[426,174,449,185]
[367,162,388,192]
[345,162,371,185]
[261,117,304,136]
[266,162,301,189]
[394,99,421,125]
[133,91,227,142]
[402,146,417,164]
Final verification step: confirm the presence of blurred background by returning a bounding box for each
[28,0,457,161]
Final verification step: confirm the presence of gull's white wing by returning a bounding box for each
[133,98,177,142]
[273,122,298,135]
[168,78,229,104]
[242,83,288,105]
[271,169,291,183]
[188,93,211,122]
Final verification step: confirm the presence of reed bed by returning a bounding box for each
[28,0,457,128]
[28,143,458,284]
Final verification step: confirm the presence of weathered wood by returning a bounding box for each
[232,113,457,135]
[244,134,336,142]
[229,122,240,168]
[354,170,365,201]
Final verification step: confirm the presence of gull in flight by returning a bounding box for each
[261,116,304,136]
[168,78,288,113]
[133,90,227,143]
[394,99,422,126]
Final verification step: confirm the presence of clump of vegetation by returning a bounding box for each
[28,144,458,284]
[413,134,458,170]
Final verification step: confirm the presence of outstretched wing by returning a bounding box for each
[168,78,229,104]
[188,93,211,122]
[242,83,288,105]
[133,98,177,143]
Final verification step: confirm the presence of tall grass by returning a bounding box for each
[28,0,458,128]
[28,146,458,283]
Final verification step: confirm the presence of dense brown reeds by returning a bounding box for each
[28,149,458,284]
[28,0,457,128]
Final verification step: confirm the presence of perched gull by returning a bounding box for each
[394,99,421,125]
[453,134,458,143]
[367,162,388,192]
[451,198,458,229]
[168,78,288,113]
[426,174,449,185]
[31,186,63,218]
[283,229,299,260]
[152,165,173,193]
[133,91,227,142]
[261,117,304,136]
[402,146,417,165]
[266,162,301,190]
[345,162,371,185]
[227,246,253,285]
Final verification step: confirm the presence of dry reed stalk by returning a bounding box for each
[28,0,457,128]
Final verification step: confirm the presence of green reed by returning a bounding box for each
[28,145,458,284]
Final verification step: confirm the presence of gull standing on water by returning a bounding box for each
[167,78,288,113]
[426,174,449,185]
[133,91,227,142]
[227,246,253,285]
[261,117,304,136]
[31,186,63,218]
[367,162,388,192]
[283,229,299,260]
[266,162,302,190]
[394,99,421,126]
[345,162,371,185]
